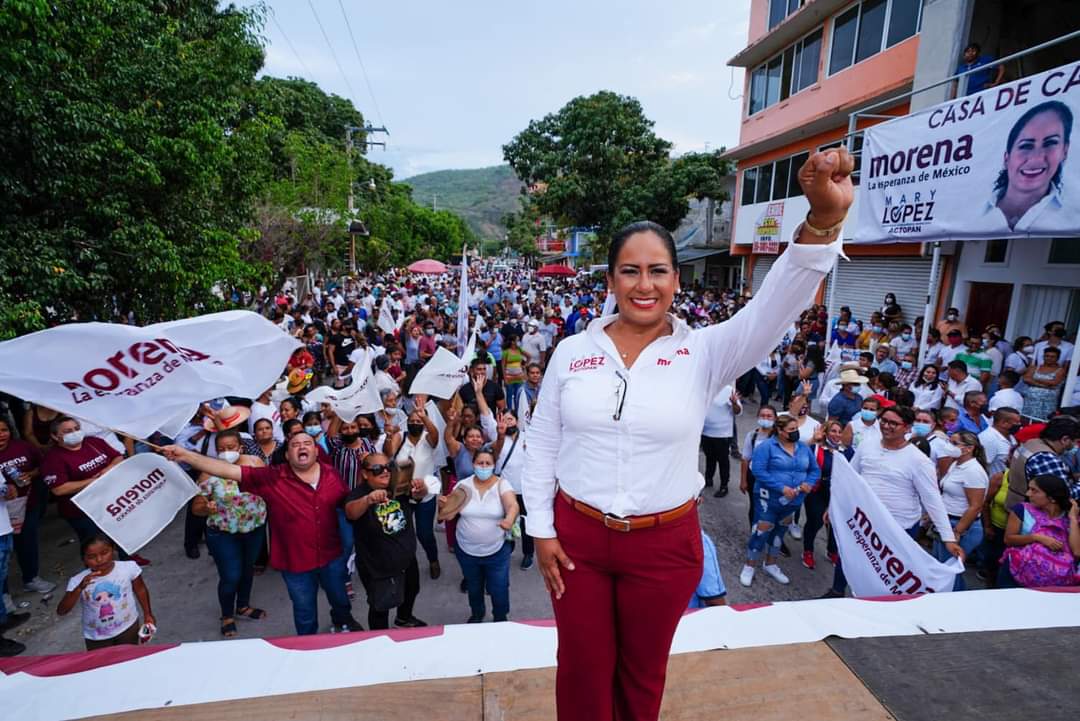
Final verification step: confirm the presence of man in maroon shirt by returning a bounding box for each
[40,417,149,565]
[165,433,364,635]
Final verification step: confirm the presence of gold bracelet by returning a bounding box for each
[802,212,846,237]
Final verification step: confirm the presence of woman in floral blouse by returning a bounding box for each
[192,429,269,637]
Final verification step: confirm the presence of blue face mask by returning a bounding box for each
[901,332,912,340]
[473,466,494,481]
[912,422,932,437]
[757,419,774,430]
[861,409,878,423]
[872,325,883,333]
[901,361,913,370]
[305,425,322,437]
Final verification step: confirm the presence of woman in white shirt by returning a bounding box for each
[437,448,518,622]
[523,148,852,721]
[931,430,989,591]
[910,364,944,411]
[396,405,441,579]
[841,397,882,449]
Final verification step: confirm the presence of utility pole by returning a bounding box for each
[344,124,389,274]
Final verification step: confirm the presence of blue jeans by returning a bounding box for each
[932,517,983,591]
[13,496,42,584]
[752,370,775,406]
[0,533,11,626]
[336,509,354,586]
[455,541,511,622]
[414,497,439,563]
[205,525,266,618]
[832,520,921,594]
[747,499,798,562]
[280,556,354,635]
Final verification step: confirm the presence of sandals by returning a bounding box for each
[221,619,238,637]
[236,606,267,621]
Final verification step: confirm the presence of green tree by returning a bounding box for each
[0,0,269,336]
[503,91,732,262]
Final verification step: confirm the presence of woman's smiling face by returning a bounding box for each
[1005,110,1068,196]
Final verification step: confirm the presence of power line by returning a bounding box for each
[305,0,360,106]
[336,0,387,130]
[269,7,314,81]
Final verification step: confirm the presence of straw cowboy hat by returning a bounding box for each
[286,368,312,395]
[837,368,869,385]
[202,403,252,432]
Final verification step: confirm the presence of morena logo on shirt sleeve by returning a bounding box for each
[567,355,606,372]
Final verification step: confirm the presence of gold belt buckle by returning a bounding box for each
[603,514,632,532]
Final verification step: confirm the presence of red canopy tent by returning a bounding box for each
[536,264,575,277]
[407,259,448,274]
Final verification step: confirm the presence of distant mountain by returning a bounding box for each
[404,165,524,240]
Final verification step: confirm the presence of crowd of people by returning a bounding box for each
[0,261,1077,658]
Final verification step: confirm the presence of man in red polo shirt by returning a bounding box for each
[165,433,363,635]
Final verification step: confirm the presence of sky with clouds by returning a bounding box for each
[249,0,750,179]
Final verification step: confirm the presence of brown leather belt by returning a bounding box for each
[559,489,699,532]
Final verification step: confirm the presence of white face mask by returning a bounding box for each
[62,430,85,447]
[219,450,241,464]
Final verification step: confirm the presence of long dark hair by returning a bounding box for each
[1030,474,1071,512]
[994,101,1072,201]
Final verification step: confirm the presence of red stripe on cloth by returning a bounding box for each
[265,626,445,651]
[514,619,557,627]
[1030,586,1080,594]
[0,643,178,678]
[852,594,923,602]
[729,602,773,612]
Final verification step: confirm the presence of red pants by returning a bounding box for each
[552,492,702,721]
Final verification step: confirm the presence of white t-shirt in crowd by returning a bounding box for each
[847,418,881,449]
[988,387,1024,412]
[945,374,984,411]
[939,344,966,368]
[495,427,527,494]
[455,477,514,557]
[939,457,989,517]
[249,400,283,442]
[520,331,548,365]
[702,385,740,438]
[850,437,956,542]
[741,429,770,459]
[797,415,821,445]
[978,425,1015,476]
[0,493,11,536]
[1033,339,1073,365]
[66,561,143,640]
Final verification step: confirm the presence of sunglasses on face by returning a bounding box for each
[363,464,390,475]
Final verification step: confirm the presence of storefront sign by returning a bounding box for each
[752,202,784,254]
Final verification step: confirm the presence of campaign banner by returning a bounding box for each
[410,330,477,400]
[828,455,960,596]
[0,311,298,439]
[304,348,382,422]
[72,454,198,554]
[855,61,1080,242]
[752,201,784,254]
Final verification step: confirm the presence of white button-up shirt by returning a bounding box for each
[522,239,842,538]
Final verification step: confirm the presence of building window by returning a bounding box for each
[787,152,809,197]
[741,167,758,206]
[756,162,774,204]
[749,27,823,116]
[791,29,823,94]
[740,151,813,205]
[984,239,1009,263]
[1048,238,1080,264]
[769,0,805,29]
[829,0,922,76]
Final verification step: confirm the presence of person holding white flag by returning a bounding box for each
[824,405,963,598]
[40,417,150,566]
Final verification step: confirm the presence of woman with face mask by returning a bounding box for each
[192,430,268,636]
[931,431,989,590]
[1004,336,1035,375]
[739,415,820,587]
[881,293,903,325]
[301,411,329,454]
[437,448,519,622]
[739,406,778,529]
[396,404,441,579]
